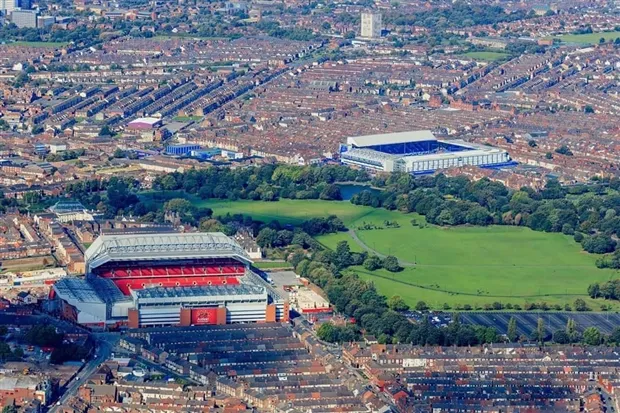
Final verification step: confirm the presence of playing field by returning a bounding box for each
[549,31,620,45]
[195,199,377,226]
[9,41,69,48]
[463,51,510,61]
[194,198,618,310]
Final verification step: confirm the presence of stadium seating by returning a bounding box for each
[92,259,246,295]
[113,276,241,295]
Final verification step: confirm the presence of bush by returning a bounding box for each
[363,255,382,271]
[383,255,402,272]
[574,298,589,312]
[573,232,584,243]
[582,234,616,254]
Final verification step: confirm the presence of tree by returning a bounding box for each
[584,105,594,113]
[573,232,584,243]
[333,241,352,269]
[319,184,342,201]
[388,295,410,312]
[528,140,537,147]
[566,318,579,342]
[582,235,616,254]
[113,148,127,158]
[363,255,382,271]
[507,316,518,342]
[383,255,402,272]
[587,283,600,298]
[199,218,224,233]
[609,327,620,344]
[552,329,570,344]
[415,301,429,311]
[24,325,63,347]
[545,152,553,160]
[535,317,545,343]
[582,326,602,345]
[256,228,278,248]
[99,125,113,136]
[316,322,337,342]
[573,298,589,312]
[555,145,573,156]
[2,405,18,413]
[599,37,606,44]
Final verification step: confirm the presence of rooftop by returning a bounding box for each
[85,232,251,270]
[347,130,437,148]
[132,284,265,300]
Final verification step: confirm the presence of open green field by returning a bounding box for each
[463,51,509,61]
[190,198,619,309]
[9,41,69,48]
[172,116,203,122]
[195,199,377,226]
[549,31,620,45]
[253,261,291,269]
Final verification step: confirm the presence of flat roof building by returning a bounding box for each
[11,9,37,28]
[361,12,382,39]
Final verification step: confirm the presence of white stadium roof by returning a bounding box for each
[347,130,436,148]
[85,232,251,271]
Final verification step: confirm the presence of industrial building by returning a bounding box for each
[340,130,513,175]
[52,232,289,329]
[165,143,201,156]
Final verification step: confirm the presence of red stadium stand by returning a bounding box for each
[92,259,245,295]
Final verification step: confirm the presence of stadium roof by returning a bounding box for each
[54,277,128,304]
[85,232,251,271]
[49,200,87,214]
[347,130,436,148]
[133,284,265,300]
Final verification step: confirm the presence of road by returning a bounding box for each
[48,333,118,412]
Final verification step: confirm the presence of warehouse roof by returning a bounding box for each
[85,232,251,271]
[347,130,436,148]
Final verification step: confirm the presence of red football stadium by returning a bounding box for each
[53,233,288,329]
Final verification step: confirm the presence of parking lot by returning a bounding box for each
[460,312,620,336]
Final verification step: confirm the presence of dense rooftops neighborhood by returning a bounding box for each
[0,0,619,410]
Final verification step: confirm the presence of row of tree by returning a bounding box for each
[151,164,368,202]
[588,280,620,301]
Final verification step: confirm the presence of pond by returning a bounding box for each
[337,183,381,201]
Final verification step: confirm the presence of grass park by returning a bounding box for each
[194,198,619,310]
[549,30,620,45]
[463,51,510,61]
[8,41,69,48]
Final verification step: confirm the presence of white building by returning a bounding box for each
[340,130,512,174]
[11,9,37,28]
[0,0,16,14]
[361,12,382,39]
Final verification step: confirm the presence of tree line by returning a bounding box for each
[151,164,368,202]
[351,173,620,258]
